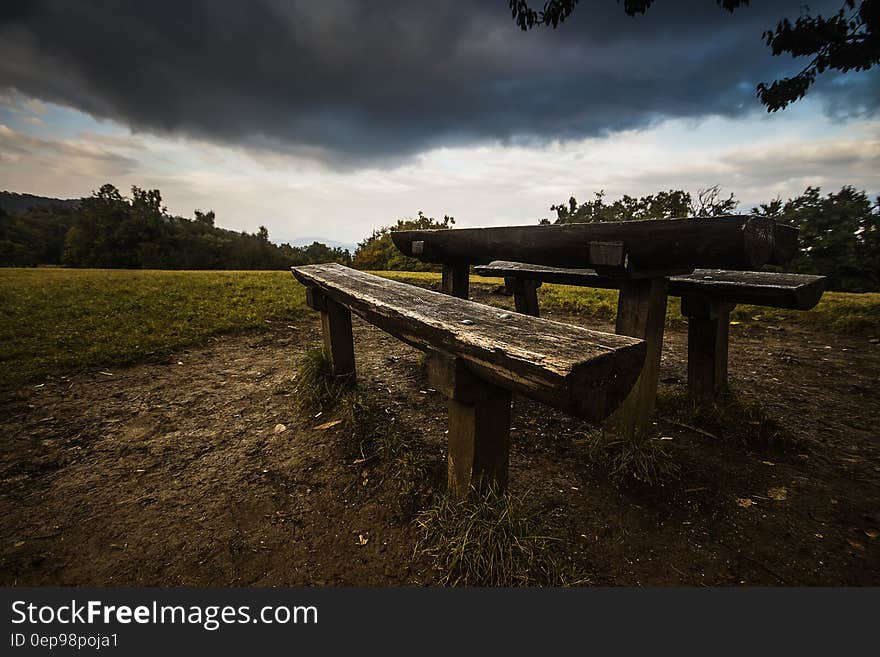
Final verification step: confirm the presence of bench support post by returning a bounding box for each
[306,287,356,380]
[604,278,668,441]
[681,296,735,406]
[428,355,511,499]
[504,277,541,317]
[441,263,470,299]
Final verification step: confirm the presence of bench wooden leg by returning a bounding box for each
[604,278,668,441]
[427,355,511,499]
[681,296,734,406]
[441,263,470,299]
[504,277,541,317]
[306,287,356,380]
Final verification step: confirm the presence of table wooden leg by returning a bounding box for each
[604,278,668,441]
[682,296,734,406]
[505,277,541,317]
[441,263,470,299]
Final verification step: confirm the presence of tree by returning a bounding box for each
[691,184,739,217]
[0,201,76,266]
[548,187,737,223]
[194,210,215,227]
[757,0,880,110]
[48,182,353,270]
[353,211,455,271]
[753,185,880,291]
[509,0,880,111]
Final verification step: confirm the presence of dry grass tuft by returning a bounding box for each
[416,487,575,586]
[293,348,352,413]
[583,430,681,488]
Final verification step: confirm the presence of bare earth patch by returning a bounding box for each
[1,285,879,586]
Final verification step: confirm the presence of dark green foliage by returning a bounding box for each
[511,0,748,31]
[757,0,880,111]
[548,186,736,224]
[0,192,79,215]
[416,487,568,586]
[0,201,77,266]
[0,184,351,270]
[352,211,453,271]
[754,185,880,292]
[509,1,879,112]
[547,184,878,292]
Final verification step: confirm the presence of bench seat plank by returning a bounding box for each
[475,261,827,310]
[668,269,827,310]
[292,263,646,421]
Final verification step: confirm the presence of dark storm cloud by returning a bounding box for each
[0,0,873,166]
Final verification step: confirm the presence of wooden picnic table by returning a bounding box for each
[390,216,799,440]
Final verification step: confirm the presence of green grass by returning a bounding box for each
[0,268,308,388]
[366,270,450,285]
[533,282,880,333]
[728,291,880,334]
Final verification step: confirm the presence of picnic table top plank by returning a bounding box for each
[391,216,797,275]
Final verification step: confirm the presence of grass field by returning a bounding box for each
[1,267,878,388]
[0,269,308,388]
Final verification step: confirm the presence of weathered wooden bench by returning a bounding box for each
[474,261,827,405]
[291,263,646,498]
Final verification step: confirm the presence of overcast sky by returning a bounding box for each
[1,0,878,246]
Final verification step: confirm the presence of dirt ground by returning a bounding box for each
[2,284,879,586]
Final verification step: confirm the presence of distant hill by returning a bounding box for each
[2,194,357,254]
[0,184,352,270]
[0,191,80,214]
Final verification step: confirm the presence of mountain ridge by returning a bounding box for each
[0,191,80,214]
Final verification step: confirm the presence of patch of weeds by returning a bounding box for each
[387,451,436,514]
[583,430,680,488]
[656,388,792,449]
[339,388,434,511]
[293,348,352,413]
[338,387,384,448]
[416,487,570,586]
